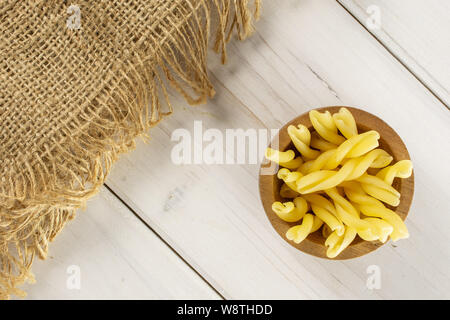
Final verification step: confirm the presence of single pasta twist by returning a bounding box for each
[325,187,393,242]
[356,173,401,206]
[332,107,358,139]
[286,214,323,244]
[287,125,320,160]
[307,107,356,152]
[302,194,345,236]
[376,160,413,185]
[265,148,303,170]
[362,217,393,243]
[277,168,303,193]
[272,197,309,222]
[342,182,409,241]
[325,226,357,258]
[297,149,393,195]
[309,110,346,145]
[299,130,382,174]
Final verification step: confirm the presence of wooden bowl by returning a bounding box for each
[259,107,414,259]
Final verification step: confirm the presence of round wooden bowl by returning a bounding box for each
[259,107,414,259]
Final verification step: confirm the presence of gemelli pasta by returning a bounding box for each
[265,108,412,258]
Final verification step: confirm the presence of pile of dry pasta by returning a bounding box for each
[265,108,413,258]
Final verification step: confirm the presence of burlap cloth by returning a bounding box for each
[0,0,260,299]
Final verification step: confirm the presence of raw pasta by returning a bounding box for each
[376,160,413,185]
[297,149,394,194]
[265,148,303,169]
[298,131,382,175]
[332,107,358,139]
[286,214,323,244]
[265,107,412,258]
[287,125,320,160]
[325,187,393,242]
[325,226,357,258]
[272,197,308,222]
[277,168,302,192]
[310,110,346,145]
[356,173,400,206]
[302,194,345,236]
[343,181,409,241]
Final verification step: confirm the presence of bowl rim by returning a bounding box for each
[258,106,414,260]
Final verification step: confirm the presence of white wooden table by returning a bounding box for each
[23,0,450,299]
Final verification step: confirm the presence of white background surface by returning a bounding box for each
[23,0,450,299]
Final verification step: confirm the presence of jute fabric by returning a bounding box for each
[0,0,260,299]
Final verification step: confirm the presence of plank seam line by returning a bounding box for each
[104,184,227,300]
[336,0,450,111]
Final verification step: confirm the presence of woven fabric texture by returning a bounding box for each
[0,0,260,299]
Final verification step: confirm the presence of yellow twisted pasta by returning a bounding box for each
[268,108,412,257]
[297,149,393,194]
[342,182,409,241]
[266,148,295,163]
[335,130,381,159]
[287,125,320,160]
[325,188,392,242]
[325,226,357,258]
[326,188,376,240]
[277,168,303,193]
[376,160,413,185]
[309,110,346,145]
[302,194,345,236]
[362,218,393,243]
[356,173,400,206]
[265,148,303,170]
[286,214,323,244]
[272,197,309,222]
[299,130,382,174]
[332,107,358,139]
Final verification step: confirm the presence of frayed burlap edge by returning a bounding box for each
[0,0,260,299]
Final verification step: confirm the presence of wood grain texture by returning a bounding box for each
[338,0,450,108]
[105,0,450,299]
[259,107,414,259]
[27,0,450,299]
[22,188,220,299]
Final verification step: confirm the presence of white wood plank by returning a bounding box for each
[106,0,450,299]
[338,0,450,107]
[21,188,220,299]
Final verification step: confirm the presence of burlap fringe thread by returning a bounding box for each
[0,0,260,299]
